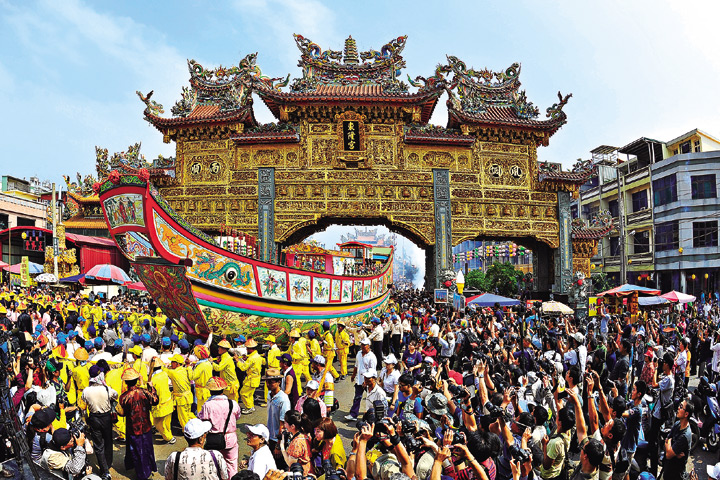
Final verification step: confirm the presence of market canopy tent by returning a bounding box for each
[59,274,85,283]
[126,281,147,292]
[2,262,44,274]
[596,284,661,297]
[660,290,696,303]
[466,293,520,307]
[639,296,670,306]
[35,273,58,283]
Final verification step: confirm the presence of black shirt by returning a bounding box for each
[663,421,691,478]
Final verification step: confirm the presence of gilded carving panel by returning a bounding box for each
[185,153,229,185]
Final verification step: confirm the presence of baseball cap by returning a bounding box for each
[52,428,73,447]
[183,419,213,440]
[280,353,292,364]
[384,354,398,364]
[312,355,326,365]
[162,337,171,347]
[306,380,320,390]
[30,407,55,429]
[246,424,270,441]
[364,370,377,379]
[708,464,720,480]
[360,338,371,346]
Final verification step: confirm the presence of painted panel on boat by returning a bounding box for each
[257,267,287,300]
[314,278,330,303]
[104,193,145,228]
[353,280,362,302]
[342,280,353,303]
[289,273,312,303]
[331,279,341,301]
[371,278,378,297]
[115,232,156,260]
[363,280,371,300]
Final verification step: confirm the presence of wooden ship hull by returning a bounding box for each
[97,174,392,338]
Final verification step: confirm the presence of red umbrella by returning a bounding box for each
[126,281,147,292]
[84,264,131,284]
[660,290,696,303]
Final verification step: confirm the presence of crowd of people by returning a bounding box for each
[2,284,720,480]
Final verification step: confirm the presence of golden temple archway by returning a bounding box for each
[124,34,611,294]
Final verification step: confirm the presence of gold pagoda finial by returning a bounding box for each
[343,35,359,65]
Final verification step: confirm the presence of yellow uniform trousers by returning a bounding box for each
[154,413,173,442]
[337,349,349,376]
[323,351,340,379]
[240,383,256,410]
[293,363,312,394]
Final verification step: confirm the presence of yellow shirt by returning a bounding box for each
[237,351,263,388]
[165,366,193,406]
[80,305,91,322]
[335,330,351,351]
[267,345,281,369]
[150,370,174,417]
[213,352,240,386]
[132,358,149,387]
[322,331,336,354]
[192,360,214,404]
[71,363,90,392]
[290,338,309,366]
[309,338,322,359]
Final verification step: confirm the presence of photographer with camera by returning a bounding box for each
[38,427,87,479]
[355,419,414,480]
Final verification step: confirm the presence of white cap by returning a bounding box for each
[246,423,270,442]
[364,370,378,379]
[312,355,326,365]
[360,338,371,345]
[424,356,434,364]
[306,380,320,390]
[183,418,212,440]
[709,463,720,480]
[384,354,398,364]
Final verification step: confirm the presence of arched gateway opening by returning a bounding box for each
[132,33,609,300]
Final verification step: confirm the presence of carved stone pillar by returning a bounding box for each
[258,167,276,262]
[554,191,573,294]
[432,169,452,288]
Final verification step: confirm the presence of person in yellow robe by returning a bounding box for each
[213,339,240,401]
[129,345,149,387]
[192,345,213,412]
[308,331,322,360]
[236,339,263,414]
[79,299,91,324]
[153,308,166,329]
[321,321,340,380]
[149,357,175,444]
[66,348,90,404]
[335,322,351,378]
[165,354,196,428]
[287,329,311,392]
[263,335,281,401]
[104,364,126,440]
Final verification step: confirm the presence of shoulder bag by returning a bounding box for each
[205,398,233,451]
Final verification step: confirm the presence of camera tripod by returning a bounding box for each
[0,364,40,479]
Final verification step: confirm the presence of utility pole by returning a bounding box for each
[51,183,58,281]
[617,168,627,284]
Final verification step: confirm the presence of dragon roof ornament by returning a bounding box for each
[572,210,615,240]
[289,34,410,94]
[96,143,175,179]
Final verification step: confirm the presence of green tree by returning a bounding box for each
[485,262,524,297]
[465,269,490,291]
[590,272,616,294]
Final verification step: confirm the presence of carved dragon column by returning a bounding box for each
[432,169,452,289]
[258,167,276,262]
[554,191,573,295]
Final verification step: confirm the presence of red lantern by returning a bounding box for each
[443,280,452,287]
[577,279,584,286]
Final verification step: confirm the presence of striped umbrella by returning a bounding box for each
[85,264,131,284]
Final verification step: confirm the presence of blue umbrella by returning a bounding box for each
[466,293,521,307]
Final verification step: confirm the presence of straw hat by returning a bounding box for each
[73,348,89,361]
[245,339,258,349]
[121,368,140,381]
[150,357,165,370]
[262,367,283,380]
[289,329,301,338]
[217,339,232,349]
[206,376,228,392]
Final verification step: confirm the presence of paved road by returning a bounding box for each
[66,362,720,480]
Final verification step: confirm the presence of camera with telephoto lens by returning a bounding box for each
[399,419,423,453]
[68,417,88,438]
[322,459,346,480]
[484,402,511,422]
[451,431,467,445]
[509,445,531,463]
[289,462,314,480]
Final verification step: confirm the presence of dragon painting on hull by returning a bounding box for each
[98,173,393,338]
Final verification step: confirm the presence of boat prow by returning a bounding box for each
[97,172,393,338]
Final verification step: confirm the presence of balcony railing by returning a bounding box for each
[626,208,652,225]
[604,255,620,266]
[628,252,653,264]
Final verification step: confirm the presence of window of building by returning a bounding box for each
[655,221,679,251]
[673,149,678,155]
[653,174,677,206]
[693,220,718,248]
[680,141,692,154]
[694,140,701,152]
[691,174,717,199]
[16,217,35,227]
[631,190,648,212]
[633,230,650,254]
[0,214,7,230]
[609,236,620,256]
[608,199,619,218]
[570,205,578,219]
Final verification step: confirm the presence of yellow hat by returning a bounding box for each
[194,345,210,359]
[206,376,228,392]
[156,307,162,313]
[129,345,142,356]
[265,335,276,343]
[74,348,89,361]
[170,354,185,364]
[66,302,77,312]
[121,368,140,381]
[217,339,232,349]
[0,306,5,314]
[289,329,301,338]
[17,302,27,311]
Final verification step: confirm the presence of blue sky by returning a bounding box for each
[3,0,720,283]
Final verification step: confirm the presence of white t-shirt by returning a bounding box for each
[355,351,378,386]
[248,444,276,480]
[379,368,400,395]
[429,324,440,338]
[165,446,229,480]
